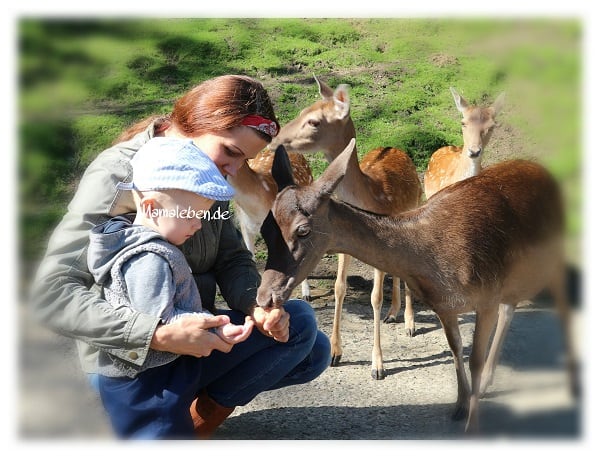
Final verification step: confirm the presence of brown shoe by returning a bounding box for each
[190,390,235,439]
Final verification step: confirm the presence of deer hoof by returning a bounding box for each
[451,404,468,421]
[405,327,416,337]
[371,368,386,380]
[302,295,312,302]
[383,315,398,324]
[331,355,342,367]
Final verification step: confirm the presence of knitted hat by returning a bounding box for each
[117,137,235,201]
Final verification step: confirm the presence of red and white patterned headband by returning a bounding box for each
[241,114,279,138]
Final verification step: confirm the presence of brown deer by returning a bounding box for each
[423,87,505,199]
[257,140,579,434]
[228,149,314,300]
[269,76,422,380]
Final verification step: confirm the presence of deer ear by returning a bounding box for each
[315,74,334,99]
[316,138,355,197]
[333,84,350,120]
[272,144,296,192]
[450,87,469,114]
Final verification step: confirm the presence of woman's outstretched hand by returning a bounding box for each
[251,305,290,343]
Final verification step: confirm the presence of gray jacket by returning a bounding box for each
[29,122,260,374]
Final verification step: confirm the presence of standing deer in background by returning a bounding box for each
[423,87,505,199]
[269,76,422,380]
[258,141,580,434]
[228,149,314,301]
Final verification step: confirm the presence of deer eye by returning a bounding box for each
[307,119,320,128]
[296,224,311,237]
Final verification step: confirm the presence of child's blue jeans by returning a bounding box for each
[95,300,330,439]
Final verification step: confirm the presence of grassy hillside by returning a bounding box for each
[18,18,581,266]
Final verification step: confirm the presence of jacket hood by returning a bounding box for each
[87,215,165,285]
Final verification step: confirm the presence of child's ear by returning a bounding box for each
[140,196,160,216]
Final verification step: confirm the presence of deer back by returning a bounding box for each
[359,146,423,214]
[419,161,564,292]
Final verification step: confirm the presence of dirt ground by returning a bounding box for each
[17,250,584,443]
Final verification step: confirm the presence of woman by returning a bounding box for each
[29,75,331,439]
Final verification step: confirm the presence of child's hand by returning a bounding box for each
[214,316,254,345]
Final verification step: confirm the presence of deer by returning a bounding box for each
[227,149,314,301]
[268,76,423,380]
[423,87,505,199]
[257,139,580,434]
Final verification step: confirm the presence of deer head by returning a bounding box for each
[256,139,356,308]
[268,75,354,161]
[450,87,505,158]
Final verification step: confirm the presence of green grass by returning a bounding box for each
[18,18,582,265]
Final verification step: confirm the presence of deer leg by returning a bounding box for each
[383,276,401,324]
[236,208,256,259]
[404,283,415,337]
[240,228,256,259]
[437,312,470,422]
[331,253,351,367]
[383,279,416,337]
[300,279,312,303]
[480,303,515,395]
[548,266,580,398]
[370,268,386,380]
[465,307,498,434]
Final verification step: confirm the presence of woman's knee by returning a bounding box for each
[287,301,330,376]
[312,330,332,374]
[285,299,318,346]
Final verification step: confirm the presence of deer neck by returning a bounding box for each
[323,120,389,213]
[320,117,356,162]
[458,147,482,180]
[322,199,461,307]
[228,162,273,219]
[326,199,426,280]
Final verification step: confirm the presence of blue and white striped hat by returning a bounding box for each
[117,137,235,201]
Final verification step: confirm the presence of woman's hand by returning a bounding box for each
[150,314,238,357]
[251,306,290,343]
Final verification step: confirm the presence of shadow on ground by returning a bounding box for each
[214,401,581,440]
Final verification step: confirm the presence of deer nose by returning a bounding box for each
[468,147,482,158]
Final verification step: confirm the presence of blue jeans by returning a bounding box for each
[95,300,330,439]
